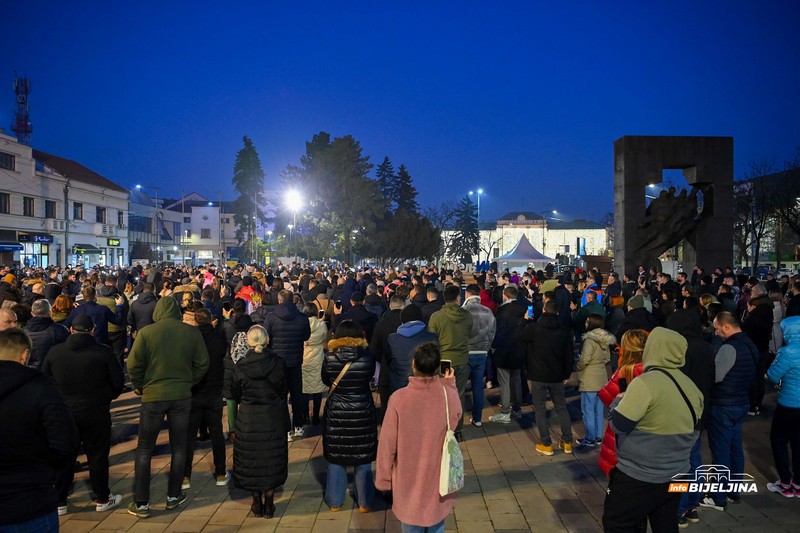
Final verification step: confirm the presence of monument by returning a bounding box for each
[613,136,734,276]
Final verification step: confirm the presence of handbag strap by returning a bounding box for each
[328,362,352,395]
[651,368,698,429]
[443,382,451,431]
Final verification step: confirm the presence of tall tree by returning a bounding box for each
[376,156,396,207]
[450,196,479,264]
[231,136,267,262]
[395,164,419,213]
[424,201,459,266]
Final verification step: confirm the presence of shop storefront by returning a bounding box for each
[19,233,54,268]
[0,242,23,267]
[107,238,125,267]
[73,243,103,267]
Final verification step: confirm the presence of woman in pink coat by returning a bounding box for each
[376,342,462,532]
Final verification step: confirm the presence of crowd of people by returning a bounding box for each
[0,260,798,532]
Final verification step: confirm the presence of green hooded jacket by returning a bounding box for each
[127,296,209,402]
[428,303,473,366]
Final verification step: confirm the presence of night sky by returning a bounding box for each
[3,1,799,224]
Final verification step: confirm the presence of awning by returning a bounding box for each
[0,242,23,252]
[73,243,102,254]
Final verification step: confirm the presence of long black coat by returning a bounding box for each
[322,337,377,466]
[492,300,528,369]
[231,349,289,491]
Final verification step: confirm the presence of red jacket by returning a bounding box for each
[597,362,644,477]
[479,289,497,313]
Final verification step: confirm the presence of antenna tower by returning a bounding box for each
[11,73,33,145]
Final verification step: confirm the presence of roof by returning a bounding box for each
[33,150,127,193]
[496,211,546,223]
[496,234,554,262]
[548,219,606,230]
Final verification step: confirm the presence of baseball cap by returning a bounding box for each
[72,314,94,332]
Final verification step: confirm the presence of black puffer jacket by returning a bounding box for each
[322,337,377,466]
[223,313,254,347]
[231,349,289,491]
[194,323,227,395]
[742,295,774,354]
[265,303,311,368]
[127,291,158,333]
[492,300,528,369]
[517,313,574,383]
[23,316,69,370]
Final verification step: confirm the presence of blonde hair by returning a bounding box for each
[618,329,648,383]
[247,325,268,353]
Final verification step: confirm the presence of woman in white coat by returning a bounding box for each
[302,302,328,426]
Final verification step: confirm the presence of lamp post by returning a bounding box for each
[266,230,273,265]
[469,188,484,224]
[135,184,161,263]
[541,210,558,254]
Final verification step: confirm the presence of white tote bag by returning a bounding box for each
[439,384,465,496]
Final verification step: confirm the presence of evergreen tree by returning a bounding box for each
[450,195,479,264]
[395,164,419,213]
[376,156,396,207]
[231,136,267,262]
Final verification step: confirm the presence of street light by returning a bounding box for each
[286,190,302,228]
[135,184,161,262]
[541,210,558,253]
[469,188,484,224]
[288,224,294,241]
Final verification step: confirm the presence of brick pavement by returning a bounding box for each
[56,386,800,532]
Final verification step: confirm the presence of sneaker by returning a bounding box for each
[792,479,800,492]
[57,505,68,516]
[511,410,523,420]
[699,496,726,511]
[747,407,761,416]
[575,438,596,448]
[358,505,370,513]
[685,508,700,523]
[489,412,511,424]
[181,477,191,490]
[470,418,482,427]
[678,515,689,528]
[485,380,493,389]
[767,480,795,498]
[287,431,293,442]
[127,502,151,518]
[293,426,304,438]
[559,441,573,454]
[96,494,122,512]
[535,443,554,456]
[165,493,187,510]
[215,472,230,487]
[595,439,603,445]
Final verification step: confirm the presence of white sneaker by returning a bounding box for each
[489,412,511,424]
[485,380,493,389]
[57,505,68,516]
[181,476,191,490]
[293,426,304,438]
[215,472,230,486]
[287,431,293,442]
[96,494,122,512]
[470,418,482,427]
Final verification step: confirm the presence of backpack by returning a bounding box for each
[230,331,249,364]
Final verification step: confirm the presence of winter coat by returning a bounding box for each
[42,333,124,411]
[742,295,774,354]
[0,361,79,526]
[768,317,800,408]
[231,348,289,491]
[265,303,311,368]
[517,313,574,383]
[375,376,461,527]
[194,323,227,396]
[223,313,254,347]
[598,363,644,477]
[386,321,439,394]
[462,295,496,354]
[491,300,527,369]
[302,317,328,394]
[127,291,157,333]
[421,300,444,325]
[577,328,614,392]
[614,307,658,344]
[332,304,379,343]
[428,303,473,367]
[479,289,497,313]
[23,316,69,370]
[322,337,377,466]
[65,300,125,346]
[127,297,209,403]
[771,300,785,354]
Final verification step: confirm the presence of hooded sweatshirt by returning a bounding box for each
[127,296,209,402]
[386,321,439,393]
[610,327,704,483]
[768,316,800,408]
[428,303,473,366]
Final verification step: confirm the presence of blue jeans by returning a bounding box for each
[401,520,445,533]
[468,354,487,422]
[0,513,58,533]
[134,398,191,503]
[325,463,374,508]
[581,392,604,441]
[707,403,749,505]
[678,433,703,515]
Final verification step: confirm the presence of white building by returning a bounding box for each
[0,131,129,267]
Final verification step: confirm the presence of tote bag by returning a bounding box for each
[439,384,465,496]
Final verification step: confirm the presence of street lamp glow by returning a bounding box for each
[208,202,213,206]
[267,230,273,237]
[286,190,302,212]
[469,188,485,222]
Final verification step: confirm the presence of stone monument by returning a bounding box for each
[613,136,734,276]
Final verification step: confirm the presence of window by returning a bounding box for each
[45,200,56,219]
[0,193,9,214]
[0,152,14,171]
[73,202,83,220]
[185,229,192,238]
[201,228,211,239]
[23,196,34,217]
[118,210,124,227]
[96,206,106,223]
[184,216,191,223]
[223,218,230,224]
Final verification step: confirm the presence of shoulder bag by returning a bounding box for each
[439,383,465,496]
[328,362,352,395]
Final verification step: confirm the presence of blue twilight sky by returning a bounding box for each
[2,1,799,224]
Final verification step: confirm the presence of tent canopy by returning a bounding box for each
[496,234,554,264]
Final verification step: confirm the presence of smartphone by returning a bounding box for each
[222,301,232,311]
[618,378,628,393]
[527,305,534,319]
[318,309,325,319]
[335,300,342,310]
[440,359,452,375]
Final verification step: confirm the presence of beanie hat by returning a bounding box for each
[400,303,423,323]
[628,295,646,309]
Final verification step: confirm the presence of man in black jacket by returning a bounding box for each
[369,295,405,420]
[0,328,79,529]
[489,285,527,424]
[23,299,69,369]
[332,292,379,344]
[265,290,311,438]
[614,294,658,343]
[741,283,774,416]
[43,314,124,515]
[127,282,158,337]
[517,300,575,455]
[183,308,228,488]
